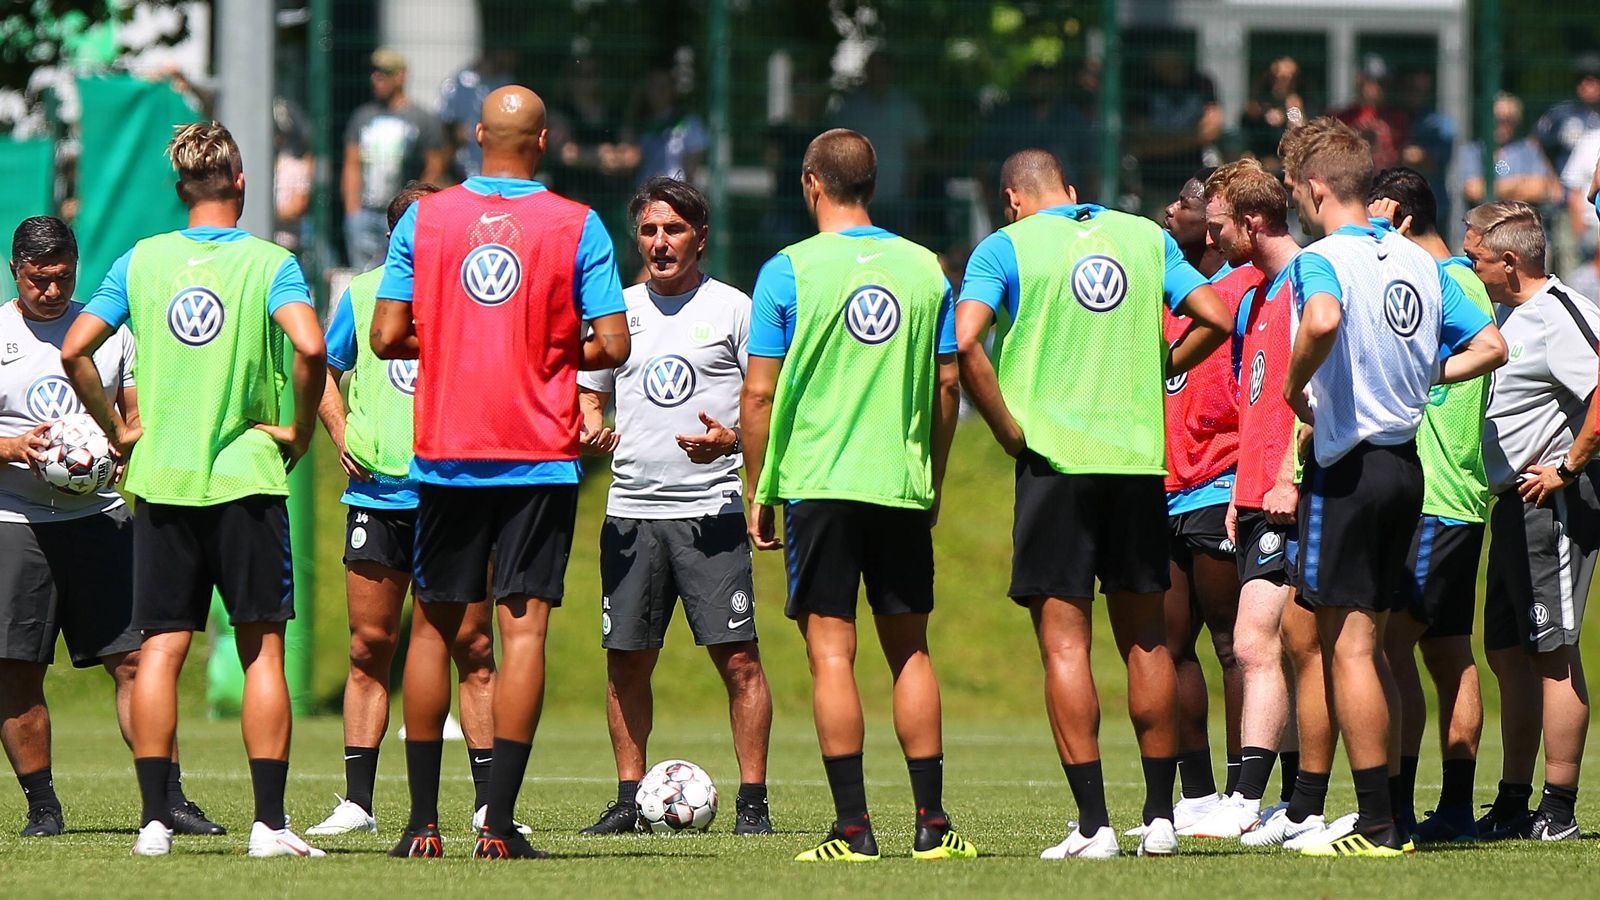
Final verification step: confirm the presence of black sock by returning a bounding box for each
[1278,751,1300,803]
[1236,746,1277,801]
[249,758,289,831]
[467,746,493,810]
[344,746,379,814]
[822,752,869,827]
[1538,783,1579,823]
[1438,758,1476,810]
[406,740,444,829]
[483,738,532,835]
[1177,748,1217,799]
[1352,764,1393,831]
[1492,779,1533,817]
[18,768,58,811]
[737,782,767,807]
[1141,756,1178,825]
[1224,752,1243,795]
[1390,755,1420,825]
[1063,760,1110,834]
[617,779,641,808]
[135,757,174,827]
[1286,770,1330,823]
[165,761,188,806]
[907,755,945,824]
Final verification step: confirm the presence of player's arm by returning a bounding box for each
[61,313,134,454]
[578,387,619,454]
[740,355,782,551]
[1263,424,1307,525]
[930,355,960,526]
[1436,268,1508,384]
[318,288,370,479]
[955,301,1022,456]
[256,301,327,470]
[370,301,418,358]
[1283,253,1341,423]
[373,204,421,358]
[583,313,630,370]
[1438,323,1507,384]
[576,211,631,370]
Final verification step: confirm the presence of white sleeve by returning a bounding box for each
[578,366,616,393]
[118,326,136,389]
[1541,303,1600,402]
[733,291,751,375]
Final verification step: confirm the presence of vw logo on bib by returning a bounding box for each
[461,244,521,306]
[1071,255,1128,312]
[168,287,225,346]
[1384,280,1422,338]
[387,358,418,395]
[1164,340,1186,394]
[843,285,901,345]
[644,355,696,407]
[1249,350,1267,405]
[26,375,81,420]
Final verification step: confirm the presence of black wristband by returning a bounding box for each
[1558,460,1580,481]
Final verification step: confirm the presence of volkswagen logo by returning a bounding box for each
[168,287,225,346]
[1384,280,1422,338]
[644,354,696,407]
[387,359,418,395]
[461,244,522,306]
[1071,254,1128,312]
[843,284,900,345]
[1249,350,1266,405]
[26,375,81,420]
[1165,339,1186,394]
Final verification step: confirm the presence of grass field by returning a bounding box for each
[4,430,1600,896]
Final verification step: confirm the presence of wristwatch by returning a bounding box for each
[727,429,742,457]
[1557,459,1580,481]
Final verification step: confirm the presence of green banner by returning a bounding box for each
[0,138,55,297]
[75,76,199,294]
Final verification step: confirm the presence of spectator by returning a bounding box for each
[548,57,638,210]
[340,47,447,269]
[437,48,516,181]
[1560,126,1600,268]
[628,66,708,186]
[1533,54,1600,176]
[1241,56,1310,167]
[828,51,929,228]
[760,76,825,254]
[1127,47,1222,214]
[973,64,1096,216]
[272,97,313,254]
[1399,69,1456,226]
[1331,54,1409,171]
[1460,93,1560,207]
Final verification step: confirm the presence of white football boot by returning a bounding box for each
[305,795,377,835]
[1041,823,1121,859]
[1127,792,1220,836]
[1180,792,1262,838]
[246,821,327,858]
[131,820,174,856]
[1242,807,1324,847]
[1137,818,1179,856]
[472,805,533,835]
[1283,811,1357,851]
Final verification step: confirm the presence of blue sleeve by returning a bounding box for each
[958,231,1018,319]
[748,254,796,357]
[575,210,626,320]
[1594,192,1600,221]
[1438,265,1491,353]
[83,249,135,328]
[1162,231,1209,312]
[266,256,313,315]
[1287,251,1343,312]
[375,204,418,302]
[324,289,358,372]
[936,278,957,355]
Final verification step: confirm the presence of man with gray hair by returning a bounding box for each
[1464,199,1600,842]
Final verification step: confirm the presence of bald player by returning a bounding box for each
[372,86,631,859]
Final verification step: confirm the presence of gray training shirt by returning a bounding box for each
[0,300,133,523]
[578,276,749,519]
[1482,275,1600,494]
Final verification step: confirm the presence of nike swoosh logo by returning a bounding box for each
[1257,321,1268,331]
[343,754,361,760]
[1242,755,1265,762]
[728,617,752,629]
[187,256,213,267]
[473,756,492,765]
[0,356,22,365]
[479,212,512,225]
[1546,823,1580,840]
[1256,552,1283,566]
[855,252,883,264]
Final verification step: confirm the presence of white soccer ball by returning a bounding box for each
[635,759,717,833]
[37,413,116,496]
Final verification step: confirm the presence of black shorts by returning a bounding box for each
[344,506,417,572]
[1395,516,1485,638]
[1294,441,1423,611]
[0,507,140,667]
[1010,451,1169,601]
[1169,504,1233,565]
[133,495,294,632]
[599,514,757,650]
[782,500,934,619]
[1235,507,1296,586]
[1484,472,1600,653]
[414,483,577,604]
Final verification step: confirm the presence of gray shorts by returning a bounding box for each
[0,506,140,667]
[599,514,756,651]
[1485,472,1600,653]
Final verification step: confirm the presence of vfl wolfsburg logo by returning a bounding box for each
[644,354,696,407]
[843,285,900,344]
[1384,280,1422,338]
[461,244,521,306]
[387,359,418,395]
[1071,255,1127,312]
[168,287,225,346]
[26,375,81,420]
[1249,350,1267,405]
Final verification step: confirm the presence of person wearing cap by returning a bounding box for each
[341,48,448,270]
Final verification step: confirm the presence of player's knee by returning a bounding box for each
[106,651,140,687]
[719,647,766,690]
[349,625,397,674]
[451,629,495,673]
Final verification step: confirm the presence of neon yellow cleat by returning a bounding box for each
[911,828,979,860]
[795,827,881,862]
[1300,831,1416,858]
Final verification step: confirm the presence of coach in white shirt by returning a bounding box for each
[1467,200,1600,841]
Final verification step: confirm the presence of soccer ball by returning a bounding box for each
[635,759,717,833]
[38,413,116,496]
